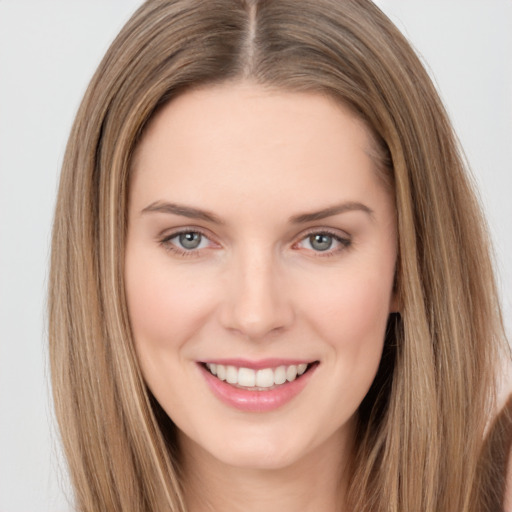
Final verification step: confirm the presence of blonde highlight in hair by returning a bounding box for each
[49,1,508,510]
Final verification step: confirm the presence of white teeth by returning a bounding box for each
[274,366,287,385]
[286,365,297,382]
[256,368,274,388]
[238,367,256,387]
[226,365,238,384]
[216,364,226,381]
[205,362,311,388]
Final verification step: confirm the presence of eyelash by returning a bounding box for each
[159,229,216,257]
[294,229,352,257]
[159,228,352,258]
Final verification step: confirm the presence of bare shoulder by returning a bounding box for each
[504,401,512,512]
[483,363,512,511]
[500,366,512,511]
[506,459,512,512]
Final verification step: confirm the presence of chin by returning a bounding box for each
[210,441,305,471]
[183,421,333,472]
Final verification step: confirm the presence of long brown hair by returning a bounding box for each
[49,1,509,510]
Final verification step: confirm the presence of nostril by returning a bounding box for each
[218,267,295,339]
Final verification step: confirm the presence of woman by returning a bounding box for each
[48,0,511,510]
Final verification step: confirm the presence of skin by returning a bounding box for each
[125,82,397,512]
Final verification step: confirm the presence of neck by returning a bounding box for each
[179,425,354,512]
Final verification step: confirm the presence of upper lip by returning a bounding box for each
[199,358,317,370]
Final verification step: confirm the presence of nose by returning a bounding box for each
[219,248,295,340]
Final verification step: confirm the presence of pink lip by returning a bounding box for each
[198,361,318,413]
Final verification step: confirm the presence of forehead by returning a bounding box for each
[130,82,390,216]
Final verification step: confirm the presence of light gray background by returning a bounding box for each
[1,1,511,511]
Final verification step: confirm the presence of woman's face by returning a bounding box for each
[125,82,397,471]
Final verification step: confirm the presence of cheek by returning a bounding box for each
[124,247,216,351]
[299,265,394,403]
[303,264,394,345]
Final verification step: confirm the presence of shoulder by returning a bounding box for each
[504,401,512,512]
[506,464,512,512]
[481,364,512,511]
[500,367,512,511]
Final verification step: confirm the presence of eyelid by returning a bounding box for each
[292,227,352,255]
[157,225,351,257]
[158,226,220,256]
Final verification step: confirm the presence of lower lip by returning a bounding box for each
[199,363,317,412]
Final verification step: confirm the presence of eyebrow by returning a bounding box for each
[289,202,374,223]
[141,201,224,224]
[141,200,374,224]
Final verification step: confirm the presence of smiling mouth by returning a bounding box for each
[201,362,318,390]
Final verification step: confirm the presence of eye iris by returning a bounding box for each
[310,234,333,251]
[179,232,202,249]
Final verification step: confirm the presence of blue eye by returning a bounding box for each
[178,232,203,250]
[162,231,211,253]
[296,231,351,254]
[309,233,334,251]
